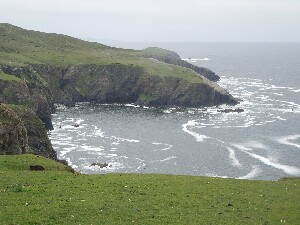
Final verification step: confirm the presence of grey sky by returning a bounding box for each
[1,0,300,42]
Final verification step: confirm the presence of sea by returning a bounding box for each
[49,42,300,180]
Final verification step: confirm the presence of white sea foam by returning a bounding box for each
[182,58,210,61]
[112,136,140,143]
[94,129,105,137]
[242,141,268,150]
[60,147,77,157]
[277,134,300,149]
[231,143,253,151]
[182,120,209,142]
[50,140,73,146]
[75,119,84,124]
[276,116,286,121]
[152,142,162,145]
[227,147,241,167]
[125,103,140,108]
[244,151,300,176]
[159,156,177,162]
[152,142,173,151]
[238,165,261,179]
[81,145,104,152]
[163,109,172,114]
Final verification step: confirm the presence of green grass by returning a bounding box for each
[0,155,299,224]
[138,94,157,102]
[0,72,22,82]
[0,23,203,84]
[142,47,180,59]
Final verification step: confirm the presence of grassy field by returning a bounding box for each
[0,23,202,84]
[0,155,299,224]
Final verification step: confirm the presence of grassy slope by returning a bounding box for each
[0,155,299,224]
[0,23,202,83]
[0,71,21,82]
[142,47,181,59]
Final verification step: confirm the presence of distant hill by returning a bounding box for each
[0,23,218,81]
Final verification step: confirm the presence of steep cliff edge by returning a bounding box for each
[0,23,239,160]
[31,63,237,107]
[0,104,56,159]
[0,66,55,130]
[0,104,27,155]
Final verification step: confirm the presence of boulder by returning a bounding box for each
[30,165,45,171]
[90,163,109,168]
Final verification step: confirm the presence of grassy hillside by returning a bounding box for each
[0,23,202,83]
[0,71,22,82]
[0,155,299,224]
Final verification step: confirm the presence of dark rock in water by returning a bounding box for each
[73,124,79,127]
[168,107,187,113]
[90,163,109,168]
[30,165,45,171]
[218,108,244,113]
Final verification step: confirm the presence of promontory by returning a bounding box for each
[0,23,238,160]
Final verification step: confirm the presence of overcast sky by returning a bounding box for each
[1,0,300,42]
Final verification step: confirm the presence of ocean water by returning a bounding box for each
[49,43,300,180]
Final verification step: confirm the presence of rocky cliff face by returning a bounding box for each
[31,64,237,107]
[0,104,27,155]
[0,104,57,160]
[0,65,55,130]
[10,105,57,160]
[0,63,238,160]
[1,63,237,108]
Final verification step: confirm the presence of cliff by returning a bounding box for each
[0,104,27,154]
[0,104,56,160]
[1,64,236,108]
[0,23,238,160]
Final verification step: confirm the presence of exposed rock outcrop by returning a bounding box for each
[0,104,28,155]
[0,104,56,160]
[10,105,57,160]
[90,163,110,168]
[0,65,55,130]
[1,63,237,110]
[31,64,237,107]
